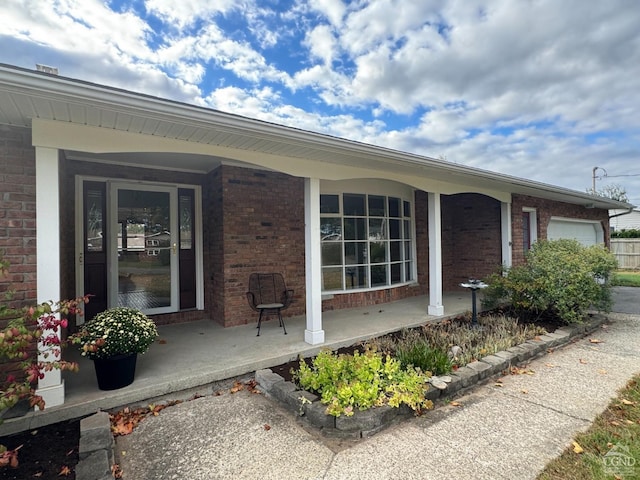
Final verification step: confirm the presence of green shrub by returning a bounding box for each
[293,349,433,417]
[483,239,618,324]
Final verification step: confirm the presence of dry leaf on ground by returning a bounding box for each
[572,441,584,454]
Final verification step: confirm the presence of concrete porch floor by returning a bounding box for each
[1,293,473,435]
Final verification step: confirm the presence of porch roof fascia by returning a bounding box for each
[0,63,633,211]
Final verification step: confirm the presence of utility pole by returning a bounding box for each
[592,166,607,194]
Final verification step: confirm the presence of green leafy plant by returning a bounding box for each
[72,307,158,359]
[394,333,452,376]
[483,239,618,324]
[293,349,433,417]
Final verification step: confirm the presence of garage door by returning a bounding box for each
[547,218,604,246]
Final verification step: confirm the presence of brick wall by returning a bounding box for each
[0,125,37,384]
[442,194,503,290]
[511,194,610,266]
[0,125,37,310]
[218,165,306,327]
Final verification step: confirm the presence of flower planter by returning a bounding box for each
[93,353,137,390]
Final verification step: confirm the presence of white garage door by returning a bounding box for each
[547,218,604,246]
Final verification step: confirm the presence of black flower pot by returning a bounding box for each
[93,353,138,390]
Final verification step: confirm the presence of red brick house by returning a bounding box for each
[0,64,631,407]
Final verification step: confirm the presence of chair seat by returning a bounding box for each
[256,303,284,309]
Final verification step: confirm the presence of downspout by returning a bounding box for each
[609,207,635,221]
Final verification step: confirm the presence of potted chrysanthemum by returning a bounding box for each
[72,307,158,390]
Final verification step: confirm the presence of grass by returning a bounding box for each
[611,270,640,287]
[537,375,640,480]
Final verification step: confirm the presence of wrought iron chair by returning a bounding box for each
[246,273,293,336]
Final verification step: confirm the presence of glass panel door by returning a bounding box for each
[112,184,178,314]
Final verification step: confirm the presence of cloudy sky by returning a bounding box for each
[2,0,639,204]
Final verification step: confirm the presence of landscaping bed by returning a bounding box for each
[258,313,608,439]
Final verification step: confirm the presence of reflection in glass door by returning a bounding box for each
[114,186,177,313]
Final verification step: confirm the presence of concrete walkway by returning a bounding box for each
[116,294,640,479]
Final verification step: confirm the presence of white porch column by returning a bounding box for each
[427,192,444,316]
[304,178,325,345]
[501,202,513,268]
[34,147,65,407]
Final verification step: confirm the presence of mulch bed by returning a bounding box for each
[0,419,80,479]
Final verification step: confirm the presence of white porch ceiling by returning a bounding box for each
[0,63,632,210]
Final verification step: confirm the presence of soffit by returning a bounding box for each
[0,64,632,210]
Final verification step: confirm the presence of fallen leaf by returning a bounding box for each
[625,420,635,425]
[545,363,555,368]
[230,381,244,394]
[58,465,71,476]
[494,380,503,387]
[450,401,462,407]
[264,424,271,431]
[621,399,634,406]
[589,338,603,344]
[510,366,535,375]
[598,369,608,375]
[112,464,124,479]
[572,441,584,454]
[610,420,620,426]
[112,421,134,436]
[521,389,529,394]
[158,339,167,344]
[579,359,588,364]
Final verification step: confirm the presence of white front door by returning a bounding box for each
[110,183,179,315]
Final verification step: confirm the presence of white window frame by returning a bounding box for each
[319,184,416,294]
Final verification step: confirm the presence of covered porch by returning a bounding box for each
[3,293,472,435]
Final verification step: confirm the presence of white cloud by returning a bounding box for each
[307,0,346,28]
[305,24,337,65]
[144,0,237,29]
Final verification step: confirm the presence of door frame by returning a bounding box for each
[75,175,204,323]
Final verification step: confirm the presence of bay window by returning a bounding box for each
[320,192,414,292]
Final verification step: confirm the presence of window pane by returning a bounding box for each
[321,194,339,214]
[403,220,411,239]
[344,218,366,240]
[404,241,412,260]
[391,263,401,283]
[388,197,400,217]
[403,200,411,218]
[369,218,386,240]
[389,219,400,239]
[405,261,413,281]
[368,195,385,216]
[370,241,387,263]
[371,265,387,287]
[390,241,401,261]
[346,266,367,289]
[344,194,366,216]
[86,189,104,252]
[321,218,342,241]
[322,243,342,265]
[345,242,366,264]
[179,194,193,250]
[322,267,343,290]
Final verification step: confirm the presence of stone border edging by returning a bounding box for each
[256,314,608,439]
[76,411,114,480]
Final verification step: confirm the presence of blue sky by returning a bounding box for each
[1,0,639,204]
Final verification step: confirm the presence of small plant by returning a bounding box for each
[72,307,158,359]
[293,349,433,417]
[394,333,452,376]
